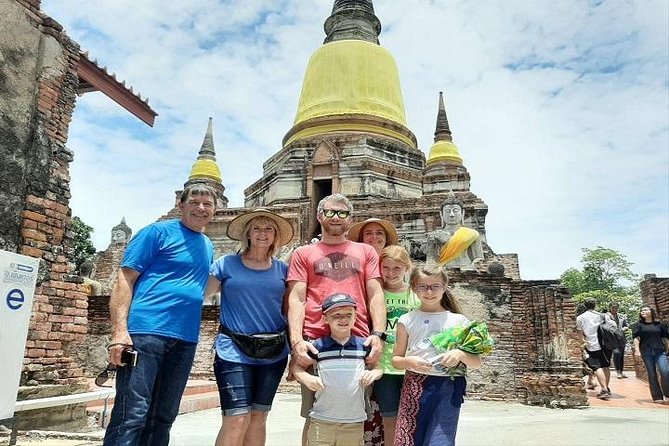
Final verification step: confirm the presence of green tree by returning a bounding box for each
[560,246,641,322]
[71,216,96,273]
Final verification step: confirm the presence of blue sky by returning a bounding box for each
[41,0,668,280]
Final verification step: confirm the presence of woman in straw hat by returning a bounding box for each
[348,217,399,255]
[205,209,294,446]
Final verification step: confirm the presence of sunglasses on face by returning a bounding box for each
[322,209,350,219]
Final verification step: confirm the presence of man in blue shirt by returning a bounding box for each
[103,184,216,446]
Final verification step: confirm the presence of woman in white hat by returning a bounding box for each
[205,209,294,446]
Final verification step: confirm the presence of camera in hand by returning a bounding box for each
[121,349,139,367]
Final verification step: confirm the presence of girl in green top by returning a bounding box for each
[373,245,420,446]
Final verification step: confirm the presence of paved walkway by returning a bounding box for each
[2,377,667,446]
[585,374,665,409]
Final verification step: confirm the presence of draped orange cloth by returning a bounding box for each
[438,227,480,265]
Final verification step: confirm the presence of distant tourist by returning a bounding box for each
[606,302,629,379]
[576,298,614,400]
[103,184,216,446]
[287,193,386,445]
[392,266,484,446]
[632,306,669,403]
[291,293,383,445]
[206,208,294,446]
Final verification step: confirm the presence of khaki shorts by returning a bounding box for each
[307,419,363,446]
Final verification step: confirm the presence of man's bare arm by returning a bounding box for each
[108,267,140,365]
[364,278,386,364]
[366,278,386,333]
[287,281,307,345]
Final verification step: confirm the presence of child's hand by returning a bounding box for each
[406,356,433,373]
[302,375,325,392]
[360,369,383,386]
[440,349,465,368]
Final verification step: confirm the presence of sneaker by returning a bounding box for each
[587,384,597,390]
[617,373,628,379]
[596,390,610,400]
[606,388,612,395]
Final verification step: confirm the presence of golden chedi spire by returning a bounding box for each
[283,0,417,148]
[189,117,222,183]
[426,92,464,165]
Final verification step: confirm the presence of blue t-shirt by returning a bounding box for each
[210,254,289,364]
[122,219,214,343]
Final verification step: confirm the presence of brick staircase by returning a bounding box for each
[86,380,220,427]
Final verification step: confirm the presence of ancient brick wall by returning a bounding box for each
[444,271,585,406]
[511,281,586,407]
[1,0,89,388]
[80,295,112,376]
[92,245,127,295]
[640,274,669,320]
[191,306,218,379]
[448,270,516,400]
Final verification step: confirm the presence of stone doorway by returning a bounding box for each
[310,179,332,239]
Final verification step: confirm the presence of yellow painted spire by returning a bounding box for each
[189,117,222,183]
[283,1,416,148]
[427,92,463,165]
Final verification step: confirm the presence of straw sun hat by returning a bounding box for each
[226,209,294,247]
[347,218,398,245]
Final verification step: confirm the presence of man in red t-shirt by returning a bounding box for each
[287,193,386,443]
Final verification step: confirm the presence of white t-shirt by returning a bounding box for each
[398,309,470,376]
[310,336,369,423]
[576,310,604,351]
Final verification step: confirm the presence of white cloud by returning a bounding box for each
[42,0,668,279]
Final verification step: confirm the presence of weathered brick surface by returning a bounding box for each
[0,0,89,387]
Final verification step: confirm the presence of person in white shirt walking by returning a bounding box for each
[576,299,614,399]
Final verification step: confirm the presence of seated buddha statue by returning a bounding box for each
[424,192,483,269]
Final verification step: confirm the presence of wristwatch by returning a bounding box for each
[371,330,387,342]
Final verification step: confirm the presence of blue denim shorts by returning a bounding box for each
[214,355,288,416]
[373,374,404,417]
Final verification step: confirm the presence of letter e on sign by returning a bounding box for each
[6,289,25,310]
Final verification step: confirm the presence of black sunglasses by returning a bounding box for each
[95,363,118,387]
[322,209,350,219]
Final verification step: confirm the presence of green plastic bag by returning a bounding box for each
[429,321,494,355]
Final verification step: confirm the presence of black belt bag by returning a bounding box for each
[218,323,287,359]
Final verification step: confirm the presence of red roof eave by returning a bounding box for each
[77,53,158,127]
